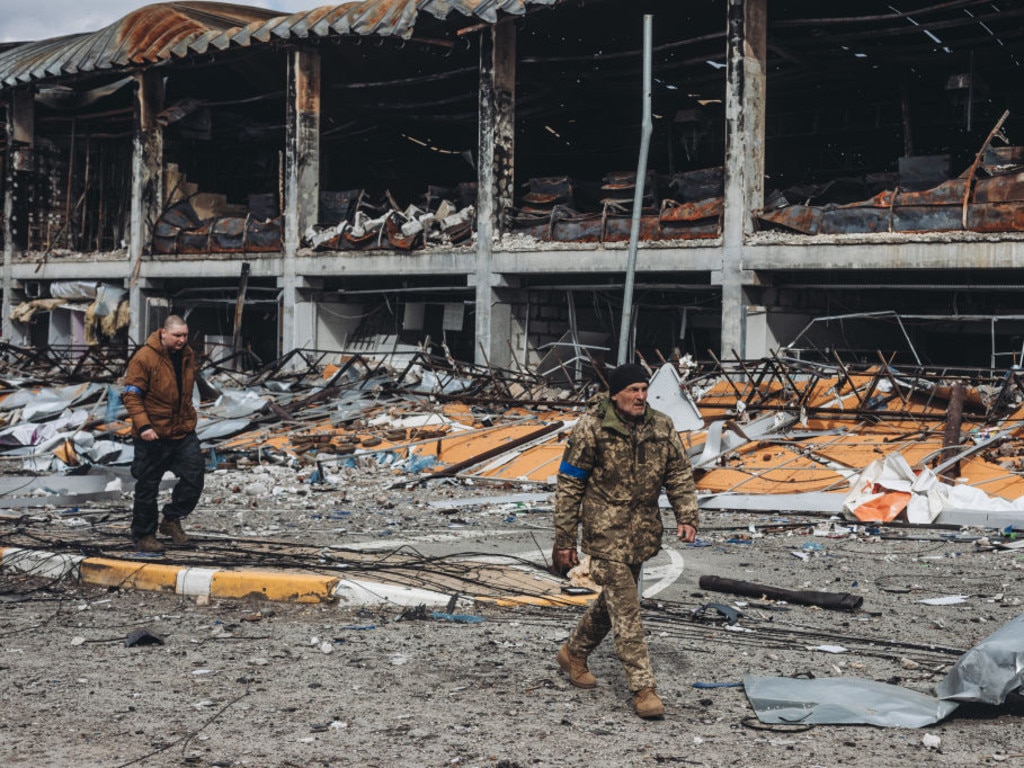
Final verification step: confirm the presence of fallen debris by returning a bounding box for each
[698,575,864,611]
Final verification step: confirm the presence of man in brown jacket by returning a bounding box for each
[552,363,698,719]
[123,315,204,552]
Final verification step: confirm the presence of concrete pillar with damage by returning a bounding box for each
[282,47,321,362]
[475,19,516,369]
[718,0,766,359]
[127,70,164,346]
[2,90,34,344]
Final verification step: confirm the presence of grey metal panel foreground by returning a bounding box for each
[745,610,1024,727]
[936,613,1024,705]
[743,675,959,728]
[0,0,559,87]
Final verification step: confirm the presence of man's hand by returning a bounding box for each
[551,546,579,577]
[140,426,159,442]
[676,523,697,543]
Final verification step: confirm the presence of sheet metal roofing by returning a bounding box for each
[0,0,558,87]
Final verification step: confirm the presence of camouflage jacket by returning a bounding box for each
[553,396,698,564]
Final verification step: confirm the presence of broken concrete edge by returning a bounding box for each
[0,547,594,609]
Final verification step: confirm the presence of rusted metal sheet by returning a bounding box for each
[660,197,722,223]
[658,198,722,239]
[151,220,180,255]
[210,217,248,253]
[973,173,1024,203]
[967,203,1024,232]
[759,173,1024,236]
[177,222,213,253]
[819,206,892,235]
[514,211,669,243]
[890,206,962,233]
[600,213,664,242]
[154,215,283,254]
[895,179,967,206]
[0,0,558,87]
[756,204,822,235]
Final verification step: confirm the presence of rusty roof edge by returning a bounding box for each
[0,0,563,88]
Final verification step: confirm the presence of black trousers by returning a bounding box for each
[130,431,205,539]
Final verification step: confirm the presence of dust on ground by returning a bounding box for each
[2,459,1024,767]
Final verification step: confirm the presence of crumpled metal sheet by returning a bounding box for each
[646,362,704,432]
[196,418,255,442]
[207,389,270,420]
[935,612,1024,704]
[745,610,1024,727]
[0,0,558,87]
[743,674,959,728]
[0,383,104,422]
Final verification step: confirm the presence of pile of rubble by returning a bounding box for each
[1,347,1024,533]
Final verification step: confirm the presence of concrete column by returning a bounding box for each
[128,70,164,346]
[719,0,766,359]
[475,20,516,368]
[282,47,321,359]
[2,91,33,343]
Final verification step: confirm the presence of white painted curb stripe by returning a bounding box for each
[177,567,218,596]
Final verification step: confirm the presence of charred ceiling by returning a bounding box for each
[6,1,1024,254]
[5,1,1024,370]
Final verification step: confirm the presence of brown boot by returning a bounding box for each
[557,643,597,689]
[158,517,191,546]
[631,687,665,719]
[133,534,165,553]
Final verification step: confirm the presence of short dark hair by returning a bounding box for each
[164,314,187,330]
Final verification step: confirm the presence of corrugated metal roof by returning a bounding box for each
[0,0,558,88]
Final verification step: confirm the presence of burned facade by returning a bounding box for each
[3,0,1024,372]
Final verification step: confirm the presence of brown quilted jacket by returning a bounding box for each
[123,330,198,439]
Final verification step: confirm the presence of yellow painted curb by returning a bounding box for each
[80,557,180,593]
[4,547,592,608]
[210,569,339,603]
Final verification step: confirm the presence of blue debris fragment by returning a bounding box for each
[430,612,484,624]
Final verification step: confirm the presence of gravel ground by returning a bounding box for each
[2,460,1024,767]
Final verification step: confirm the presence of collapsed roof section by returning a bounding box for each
[3,348,1024,533]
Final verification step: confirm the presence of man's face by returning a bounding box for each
[161,324,189,352]
[611,381,648,419]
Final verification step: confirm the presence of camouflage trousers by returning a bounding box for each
[567,558,656,692]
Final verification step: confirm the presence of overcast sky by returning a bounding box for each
[1,0,316,44]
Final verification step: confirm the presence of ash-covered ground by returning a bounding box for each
[2,459,1024,767]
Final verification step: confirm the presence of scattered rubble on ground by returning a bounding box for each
[2,348,1024,766]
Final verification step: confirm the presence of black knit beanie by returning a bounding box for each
[608,364,649,396]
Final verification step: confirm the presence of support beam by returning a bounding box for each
[3,90,33,343]
[720,0,766,358]
[231,261,252,354]
[475,20,516,368]
[282,47,321,360]
[128,70,164,346]
[493,20,516,235]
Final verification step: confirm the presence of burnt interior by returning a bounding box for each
[5,1,1024,367]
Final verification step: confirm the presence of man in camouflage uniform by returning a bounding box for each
[552,363,698,719]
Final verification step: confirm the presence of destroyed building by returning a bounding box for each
[3,0,1024,372]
